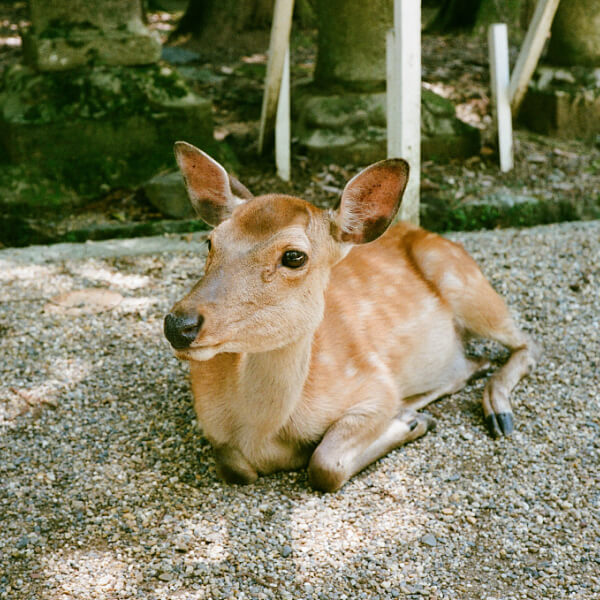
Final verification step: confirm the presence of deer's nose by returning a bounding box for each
[164,312,204,349]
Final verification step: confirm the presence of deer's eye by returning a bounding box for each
[205,238,212,252]
[282,250,307,269]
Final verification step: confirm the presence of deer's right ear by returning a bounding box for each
[331,158,409,245]
[174,142,253,226]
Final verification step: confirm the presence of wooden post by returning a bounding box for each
[387,0,421,225]
[509,0,561,114]
[386,29,400,159]
[488,24,513,172]
[275,48,291,181]
[258,0,295,155]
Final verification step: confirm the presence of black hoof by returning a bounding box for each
[486,414,500,438]
[497,412,514,436]
[486,412,514,438]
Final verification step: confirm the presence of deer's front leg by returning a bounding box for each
[308,391,435,492]
[214,444,258,485]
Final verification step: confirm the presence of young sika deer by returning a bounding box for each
[164,142,539,492]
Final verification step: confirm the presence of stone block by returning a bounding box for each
[23,26,161,72]
[23,0,161,71]
[294,87,480,164]
[143,171,195,219]
[29,0,143,30]
[0,64,213,190]
[519,67,600,140]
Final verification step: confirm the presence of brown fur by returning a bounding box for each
[165,143,539,492]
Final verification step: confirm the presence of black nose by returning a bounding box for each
[164,312,204,349]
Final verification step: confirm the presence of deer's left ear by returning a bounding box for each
[331,159,409,244]
[174,142,253,226]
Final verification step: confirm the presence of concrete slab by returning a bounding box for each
[0,232,207,265]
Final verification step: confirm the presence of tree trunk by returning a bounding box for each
[171,0,316,57]
[172,0,275,56]
[427,0,535,35]
[314,0,391,90]
[547,0,600,66]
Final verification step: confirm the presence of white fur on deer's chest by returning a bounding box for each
[189,346,313,472]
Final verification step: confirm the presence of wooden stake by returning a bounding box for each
[509,0,561,114]
[258,0,295,155]
[488,24,514,172]
[386,29,401,160]
[387,0,421,225]
[275,48,291,181]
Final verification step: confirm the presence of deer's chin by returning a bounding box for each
[173,346,221,362]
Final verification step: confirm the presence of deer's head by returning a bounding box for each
[164,143,409,361]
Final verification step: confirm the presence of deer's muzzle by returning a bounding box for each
[164,311,204,349]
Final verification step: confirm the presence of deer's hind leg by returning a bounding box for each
[408,231,540,437]
[403,354,491,412]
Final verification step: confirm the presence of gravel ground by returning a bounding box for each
[1,220,599,600]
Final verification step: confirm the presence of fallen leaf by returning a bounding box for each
[44,289,123,316]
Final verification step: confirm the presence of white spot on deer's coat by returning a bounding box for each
[344,363,358,379]
[317,353,334,367]
[441,271,463,290]
[366,352,385,369]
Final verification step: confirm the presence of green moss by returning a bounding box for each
[36,19,98,40]
[0,164,81,215]
[1,63,192,126]
[234,63,266,79]
[421,192,582,232]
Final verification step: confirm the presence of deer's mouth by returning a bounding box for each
[173,344,222,362]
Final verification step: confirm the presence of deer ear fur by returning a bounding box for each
[331,159,409,244]
[174,142,252,226]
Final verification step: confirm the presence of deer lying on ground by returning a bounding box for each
[164,142,539,492]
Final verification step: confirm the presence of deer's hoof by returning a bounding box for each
[404,411,436,439]
[486,412,514,438]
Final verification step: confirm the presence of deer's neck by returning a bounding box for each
[239,333,313,432]
[190,333,316,462]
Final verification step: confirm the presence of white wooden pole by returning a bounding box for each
[258,0,294,155]
[275,47,291,181]
[488,24,514,172]
[509,0,561,114]
[386,29,400,159]
[387,0,421,225]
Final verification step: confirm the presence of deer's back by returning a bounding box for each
[299,223,462,430]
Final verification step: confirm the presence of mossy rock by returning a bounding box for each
[0,63,213,192]
[294,87,479,163]
[421,190,583,232]
[1,63,196,125]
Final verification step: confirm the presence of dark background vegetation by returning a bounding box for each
[0,0,599,247]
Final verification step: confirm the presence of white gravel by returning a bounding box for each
[1,220,599,600]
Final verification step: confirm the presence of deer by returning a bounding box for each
[163,142,539,492]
